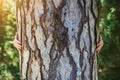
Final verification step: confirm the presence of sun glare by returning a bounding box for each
[0,0,16,25]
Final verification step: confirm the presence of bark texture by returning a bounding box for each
[16,0,99,80]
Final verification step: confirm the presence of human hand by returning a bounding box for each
[13,33,22,51]
[96,35,104,53]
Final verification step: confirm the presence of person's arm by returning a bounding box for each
[13,33,103,52]
[96,35,104,53]
[13,33,22,50]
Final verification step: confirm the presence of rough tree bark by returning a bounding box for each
[16,0,100,80]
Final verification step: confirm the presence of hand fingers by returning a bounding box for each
[13,39,21,46]
[96,41,103,53]
[13,38,22,50]
[16,44,22,50]
[13,41,21,48]
[17,46,22,50]
[14,43,22,50]
[96,46,101,52]
[97,38,103,46]
[97,42,101,47]
[15,33,18,39]
[96,48,101,53]
[96,42,103,53]
[14,39,21,45]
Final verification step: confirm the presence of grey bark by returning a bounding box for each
[16,0,99,80]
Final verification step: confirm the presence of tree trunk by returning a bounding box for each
[16,0,99,80]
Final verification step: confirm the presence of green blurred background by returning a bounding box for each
[0,0,120,80]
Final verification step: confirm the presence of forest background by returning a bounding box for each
[0,0,120,80]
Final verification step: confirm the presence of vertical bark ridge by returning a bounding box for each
[19,1,23,78]
[20,0,28,79]
[77,0,85,49]
[78,0,91,80]
[40,1,48,47]
[16,0,22,79]
[90,1,99,80]
[43,0,57,79]
[90,0,97,46]
[48,42,57,80]
[66,47,77,80]
[30,0,44,79]
[23,0,33,79]
[85,0,93,80]
[78,0,98,80]
[88,13,93,80]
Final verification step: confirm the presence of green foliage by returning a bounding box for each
[98,0,120,80]
[0,0,20,80]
